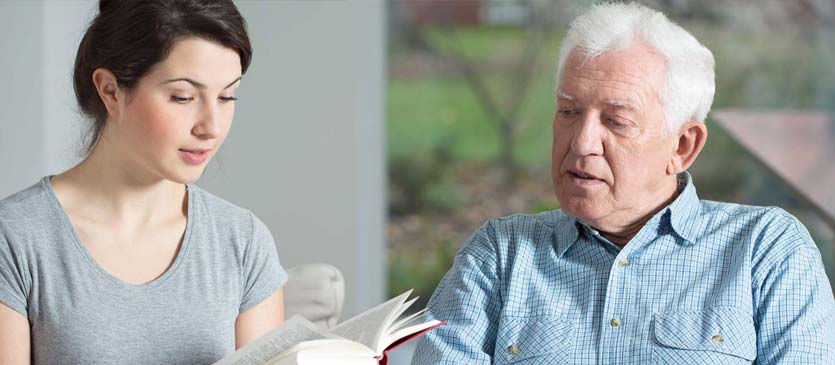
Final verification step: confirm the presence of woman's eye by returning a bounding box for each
[219,96,238,103]
[171,95,193,103]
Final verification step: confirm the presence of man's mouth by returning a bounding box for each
[569,170,600,180]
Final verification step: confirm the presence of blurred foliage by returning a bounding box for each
[423,26,532,60]
[389,140,468,215]
[530,199,560,214]
[388,78,497,164]
[389,239,458,310]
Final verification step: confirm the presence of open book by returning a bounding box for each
[214,290,443,365]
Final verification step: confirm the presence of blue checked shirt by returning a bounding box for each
[412,173,835,364]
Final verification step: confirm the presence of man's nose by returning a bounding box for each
[570,111,604,156]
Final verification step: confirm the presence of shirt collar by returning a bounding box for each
[666,171,702,245]
[553,214,581,258]
[553,172,702,256]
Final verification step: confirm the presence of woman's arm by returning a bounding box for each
[0,302,29,364]
[234,288,284,349]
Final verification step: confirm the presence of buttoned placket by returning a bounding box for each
[592,215,661,364]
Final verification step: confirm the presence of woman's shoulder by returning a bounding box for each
[0,177,61,247]
[187,184,261,232]
[0,177,54,223]
[186,185,277,260]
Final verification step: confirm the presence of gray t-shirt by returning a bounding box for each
[0,177,288,364]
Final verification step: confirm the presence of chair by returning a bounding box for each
[283,263,345,329]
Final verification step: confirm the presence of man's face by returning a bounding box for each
[552,41,677,227]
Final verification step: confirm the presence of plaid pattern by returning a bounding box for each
[412,173,835,364]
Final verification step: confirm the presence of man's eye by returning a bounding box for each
[606,118,626,128]
[559,109,577,116]
[171,95,193,103]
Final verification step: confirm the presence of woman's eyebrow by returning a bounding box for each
[224,77,242,89]
[162,76,242,89]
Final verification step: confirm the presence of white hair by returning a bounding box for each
[556,3,716,132]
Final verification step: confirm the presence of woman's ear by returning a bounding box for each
[91,68,123,121]
[666,120,708,175]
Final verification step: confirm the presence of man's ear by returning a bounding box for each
[91,68,124,121]
[666,120,708,175]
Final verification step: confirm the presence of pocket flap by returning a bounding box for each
[653,307,756,360]
[495,316,572,364]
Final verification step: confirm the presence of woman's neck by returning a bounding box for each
[52,140,186,227]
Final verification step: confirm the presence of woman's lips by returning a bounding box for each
[179,149,210,165]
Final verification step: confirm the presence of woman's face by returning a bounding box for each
[108,37,242,184]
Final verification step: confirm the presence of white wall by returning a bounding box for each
[0,0,386,319]
[0,1,48,195]
[43,1,96,173]
[202,1,387,318]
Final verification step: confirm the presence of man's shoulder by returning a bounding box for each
[699,199,803,234]
[698,199,815,261]
[460,209,569,259]
[487,209,570,229]
[476,209,572,239]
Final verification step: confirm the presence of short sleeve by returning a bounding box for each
[239,212,288,313]
[0,223,29,317]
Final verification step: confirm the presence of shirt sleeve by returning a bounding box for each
[752,214,835,363]
[0,222,29,317]
[238,212,288,313]
[412,222,502,365]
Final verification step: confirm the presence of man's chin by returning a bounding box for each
[560,198,608,222]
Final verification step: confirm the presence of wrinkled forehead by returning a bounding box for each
[557,41,667,106]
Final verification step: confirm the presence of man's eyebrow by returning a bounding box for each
[604,98,638,110]
[163,76,242,90]
[556,91,575,101]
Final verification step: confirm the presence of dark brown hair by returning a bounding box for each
[73,0,252,155]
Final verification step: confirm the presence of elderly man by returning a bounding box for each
[412,3,835,364]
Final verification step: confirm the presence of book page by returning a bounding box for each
[330,290,413,353]
[265,339,376,365]
[213,315,334,365]
[389,297,418,328]
[389,308,427,334]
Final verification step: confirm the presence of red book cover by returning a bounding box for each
[377,321,445,365]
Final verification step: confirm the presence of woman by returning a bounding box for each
[0,1,286,363]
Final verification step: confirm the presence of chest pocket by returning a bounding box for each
[653,307,756,364]
[494,316,573,364]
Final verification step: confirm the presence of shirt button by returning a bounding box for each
[711,335,724,345]
[507,343,520,354]
[610,317,622,328]
[618,258,629,267]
